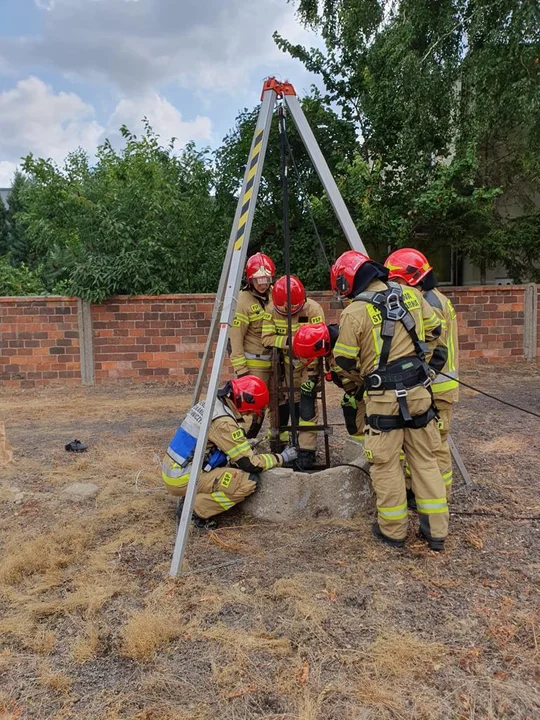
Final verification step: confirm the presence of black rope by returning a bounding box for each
[450,510,540,521]
[441,372,540,419]
[284,134,331,271]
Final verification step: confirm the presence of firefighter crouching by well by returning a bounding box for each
[228,252,276,437]
[331,250,450,551]
[261,275,325,471]
[385,248,459,501]
[161,375,298,528]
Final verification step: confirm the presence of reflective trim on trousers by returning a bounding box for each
[442,470,453,486]
[211,490,235,510]
[416,497,448,514]
[246,358,272,369]
[377,502,408,521]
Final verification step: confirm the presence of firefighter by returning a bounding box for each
[331,250,450,551]
[161,375,298,527]
[261,275,325,471]
[228,252,275,437]
[385,248,459,500]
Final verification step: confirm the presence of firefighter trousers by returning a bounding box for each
[342,394,366,443]
[164,464,257,519]
[364,388,449,542]
[404,393,455,501]
[277,365,318,451]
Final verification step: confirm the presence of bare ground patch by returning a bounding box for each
[0,369,539,719]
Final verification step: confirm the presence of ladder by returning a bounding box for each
[169,78,367,577]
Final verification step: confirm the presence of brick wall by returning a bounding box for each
[0,285,537,387]
[0,297,80,388]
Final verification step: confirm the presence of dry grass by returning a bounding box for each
[0,375,538,719]
[119,608,183,661]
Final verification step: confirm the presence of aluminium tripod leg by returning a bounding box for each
[170,87,276,577]
[283,94,367,255]
[448,434,474,487]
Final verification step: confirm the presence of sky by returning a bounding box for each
[0,0,322,187]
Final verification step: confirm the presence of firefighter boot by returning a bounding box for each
[372,522,405,549]
[418,527,445,552]
[406,487,417,511]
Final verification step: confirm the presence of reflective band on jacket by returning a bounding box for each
[299,418,316,428]
[416,497,448,514]
[211,490,235,510]
[352,434,365,442]
[274,335,287,349]
[334,341,359,358]
[260,453,276,470]
[225,440,251,459]
[442,470,453,486]
[377,502,408,520]
[234,312,249,325]
[161,461,190,487]
[231,356,247,367]
[245,351,272,361]
[246,358,272,369]
[432,367,459,393]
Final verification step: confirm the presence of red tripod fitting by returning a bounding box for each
[261,77,296,100]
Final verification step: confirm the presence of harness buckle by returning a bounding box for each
[369,374,382,389]
[395,388,408,398]
[385,291,407,321]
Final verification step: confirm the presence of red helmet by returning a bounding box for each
[272,275,306,315]
[292,323,331,359]
[245,253,275,281]
[230,375,269,416]
[330,250,371,297]
[385,248,432,286]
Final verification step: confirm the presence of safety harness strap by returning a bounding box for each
[366,405,437,432]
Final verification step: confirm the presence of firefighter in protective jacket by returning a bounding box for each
[161,375,298,526]
[331,250,450,551]
[228,252,275,437]
[386,248,459,499]
[261,275,325,471]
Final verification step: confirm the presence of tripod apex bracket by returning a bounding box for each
[261,77,296,100]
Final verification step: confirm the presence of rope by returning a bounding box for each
[441,372,540,419]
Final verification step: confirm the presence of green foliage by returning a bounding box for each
[0,257,45,296]
[6,172,32,265]
[276,0,540,278]
[215,94,358,288]
[20,122,229,301]
[0,197,8,255]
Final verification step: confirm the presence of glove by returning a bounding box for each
[280,446,299,464]
[328,369,344,388]
[300,379,316,395]
[341,392,357,410]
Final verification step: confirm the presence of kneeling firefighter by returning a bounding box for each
[331,250,450,551]
[161,375,298,527]
[385,248,459,500]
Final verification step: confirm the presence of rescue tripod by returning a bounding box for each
[169,78,368,577]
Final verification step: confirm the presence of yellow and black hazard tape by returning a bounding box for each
[233,128,264,251]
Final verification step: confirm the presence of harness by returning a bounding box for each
[353,282,436,430]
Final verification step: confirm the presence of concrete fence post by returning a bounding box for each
[77,299,95,385]
[523,284,538,362]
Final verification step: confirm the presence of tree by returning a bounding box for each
[0,197,8,255]
[6,171,32,265]
[21,122,231,301]
[275,0,540,275]
[215,93,359,288]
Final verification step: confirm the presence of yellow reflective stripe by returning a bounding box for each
[246,358,272,369]
[442,470,453,486]
[280,431,289,442]
[261,324,275,332]
[211,491,235,510]
[260,453,275,470]
[351,434,365,442]
[432,379,459,393]
[447,316,456,372]
[424,311,439,330]
[248,313,262,322]
[298,419,316,427]
[334,341,358,358]
[416,497,448,514]
[377,502,408,520]
[234,312,249,324]
[162,470,189,487]
[371,327,382,357]
[231,356,247,367]
[226,441,251,459]
[274,336,287,349]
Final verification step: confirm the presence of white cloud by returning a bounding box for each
[3,0,320,94]
[107,93,213,147]
[0,76,213,180]
[0,161,17,188]
[0,76,103,165]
